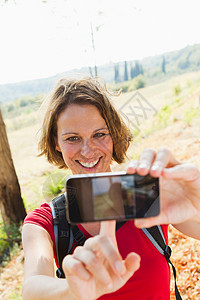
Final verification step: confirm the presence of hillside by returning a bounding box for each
[1,43,200,103]
[0,70,200,299]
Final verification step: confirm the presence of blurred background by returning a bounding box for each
[0,0,200,299]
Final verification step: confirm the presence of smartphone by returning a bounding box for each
[66,171,160,224]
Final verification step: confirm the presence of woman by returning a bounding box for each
[22,77,200,300]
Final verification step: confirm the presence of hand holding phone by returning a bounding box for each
[66,172,160,224]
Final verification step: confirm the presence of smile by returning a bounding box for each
[77,157,101,168]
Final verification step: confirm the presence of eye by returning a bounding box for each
[66,136,80,142]
[94,132,107,138]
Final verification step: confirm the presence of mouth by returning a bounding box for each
[76,157,102,169]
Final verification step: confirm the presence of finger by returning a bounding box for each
[150,148,180,177]
[162,164,200,183]
[124,252,140,274]
[100,220,117,244]
[85,235,126,276]
[99,222,126,275]
[115,252,141,284]
[134,214,168,228]
[62,255,91,281]
[126,160,138,174]
[137,148,155,176]
[73,247,112,287]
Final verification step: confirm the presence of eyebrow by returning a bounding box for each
[61,127,109,136]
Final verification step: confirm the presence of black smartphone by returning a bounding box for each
[66,172,160,224]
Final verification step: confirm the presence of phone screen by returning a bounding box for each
[66,173,159,224]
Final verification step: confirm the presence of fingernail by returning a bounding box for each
[151,164,161,171]
[127,161,137,170]
[115,261,125,274]
[139,163,149,170]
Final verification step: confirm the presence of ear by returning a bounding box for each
[56,144,61,152]
[54,136,61,152]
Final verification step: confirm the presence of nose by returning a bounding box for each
[80,139,95,158]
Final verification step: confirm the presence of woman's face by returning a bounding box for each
[56,104,113,174]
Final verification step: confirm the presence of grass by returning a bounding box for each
[42,170,70,200]
[173,84,181,96]
[183,106,199,126]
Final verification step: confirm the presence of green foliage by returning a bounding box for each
[157,105,172,128]
[130,60,144,79]
[173,97,184,108]
[178,58,190,69]
[0,222,9,259]
[0,219,22,265]
[144,105,173,136]
[8,289,23,300]
[124,61,128,81]
[132,75,145,90]
[113,75,146,93]
[1,94,42,120]
[42,170,67,199]
[132,127,140,138]
[173,84,181,96]
[183,106,198,126]
[114,63,120,83]
[162,56,166,73]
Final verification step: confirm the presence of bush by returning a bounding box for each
[0,220,22,265]
[42,170,67,200]
[111,75,146,94]
[173,84,181,96]
[184,106,198,126]
[134,75,145,90]
[157,105,172,128]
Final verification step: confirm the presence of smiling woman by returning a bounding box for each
[22,76,200,300]
[38,77,133,170]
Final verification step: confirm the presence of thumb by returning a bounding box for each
[162,164,200,182]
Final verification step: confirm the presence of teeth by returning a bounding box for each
[79,158,100,168]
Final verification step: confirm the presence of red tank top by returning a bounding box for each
[24,203,170,299]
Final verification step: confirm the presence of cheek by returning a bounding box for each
[60,144,80,160]
[98,137,113,155]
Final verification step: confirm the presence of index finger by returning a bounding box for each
[100,220,117,247]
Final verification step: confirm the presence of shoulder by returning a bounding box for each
[23,202,54,241]
[24,202,52,224]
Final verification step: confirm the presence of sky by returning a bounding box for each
[0,0,200,84]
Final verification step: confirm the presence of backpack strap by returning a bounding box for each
[142,226,182,300]
[50,194,86,278]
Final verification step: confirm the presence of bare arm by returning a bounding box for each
[22,222,140,300]
[22,224,73,300]
[173,220,200,240]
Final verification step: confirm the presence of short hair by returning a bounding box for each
[38,77,133,169]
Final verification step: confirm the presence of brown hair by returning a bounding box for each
[38,77,133,169]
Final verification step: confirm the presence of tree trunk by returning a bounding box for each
[0,109,26,226]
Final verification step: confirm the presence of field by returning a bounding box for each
[1,70,200,299]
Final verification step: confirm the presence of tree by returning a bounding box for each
[134,61,141,77]
[130,60,144,79]
[130,62,135,79]
[0,109,26,228]
[124,61,128,81]
[162,56,166,73]
[114,63,120,83]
